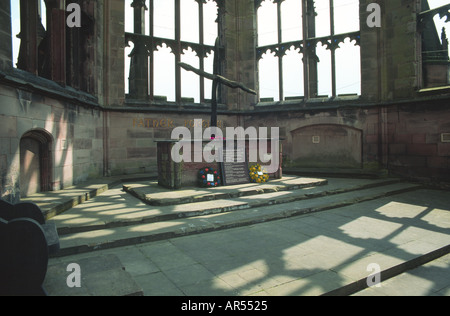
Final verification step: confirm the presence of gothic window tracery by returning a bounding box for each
[256,0,361,102]
[418,0,450,88]
[10,0,95,93]
[125,0,223,104]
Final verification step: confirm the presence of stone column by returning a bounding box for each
[102,0,125,107]
[374,0,419,100]
[359,0,382,102]
[0,0,12,71]
[17,0,39,74]
[128,0,149,100]
[44,0,67,85]
[223,0,258,111]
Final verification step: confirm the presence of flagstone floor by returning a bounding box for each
[43,176,450,296]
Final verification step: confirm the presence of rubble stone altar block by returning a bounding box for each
[156,139,283,190]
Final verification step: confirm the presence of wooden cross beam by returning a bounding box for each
[178,62,257,96]
[178,38,257,129]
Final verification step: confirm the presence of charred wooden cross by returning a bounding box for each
[178,38,257,132]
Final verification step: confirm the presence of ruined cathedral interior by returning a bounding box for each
[0,0,450,297]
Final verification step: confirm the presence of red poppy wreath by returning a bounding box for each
[198,167,221,188]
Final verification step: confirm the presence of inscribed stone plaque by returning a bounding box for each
[220,146,250,186]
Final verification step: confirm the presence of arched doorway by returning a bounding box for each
[20,130,53,197]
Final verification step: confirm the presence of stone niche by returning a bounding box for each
[290,124,363,169]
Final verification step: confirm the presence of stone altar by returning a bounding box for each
[156,138,282,189]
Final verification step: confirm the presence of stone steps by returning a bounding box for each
[55,178,400,235]
[55,176,327,235]
[53,179,423,258]
[122,176,329,207]
[22,173,158,220]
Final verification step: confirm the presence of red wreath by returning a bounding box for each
[198,167,221,187]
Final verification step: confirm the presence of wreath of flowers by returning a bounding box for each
[198,167,221,188]
[249,164,269,183]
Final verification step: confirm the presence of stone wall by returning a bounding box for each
[106,110,239,176]
[243,105,381,170]
[0,84,104,203]
[387,100,450,182]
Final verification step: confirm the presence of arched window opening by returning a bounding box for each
[317,43,332,97]
[283,48,304,100]
[181,48,200,103]
[154,44,176,102]
[259,51,279,102]
[335,38,361,96]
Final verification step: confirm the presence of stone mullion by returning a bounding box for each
[329,0,336,98]
[149,0,154,101]
[175,0,182,105]
[302,0,310,100]
[277,1,283,101]
[129,0,149,100]
[0,0,12,70]
[197,0,206,104]
[305,0,318,99]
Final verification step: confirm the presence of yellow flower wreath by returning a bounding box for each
[249,164,269,183]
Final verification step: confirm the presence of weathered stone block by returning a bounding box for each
[0,116,17,138]
[127,147,156,159]
[389,144,407,155]
[427,156,448,169]
[407,144,438,157]
[438,143,450,157]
